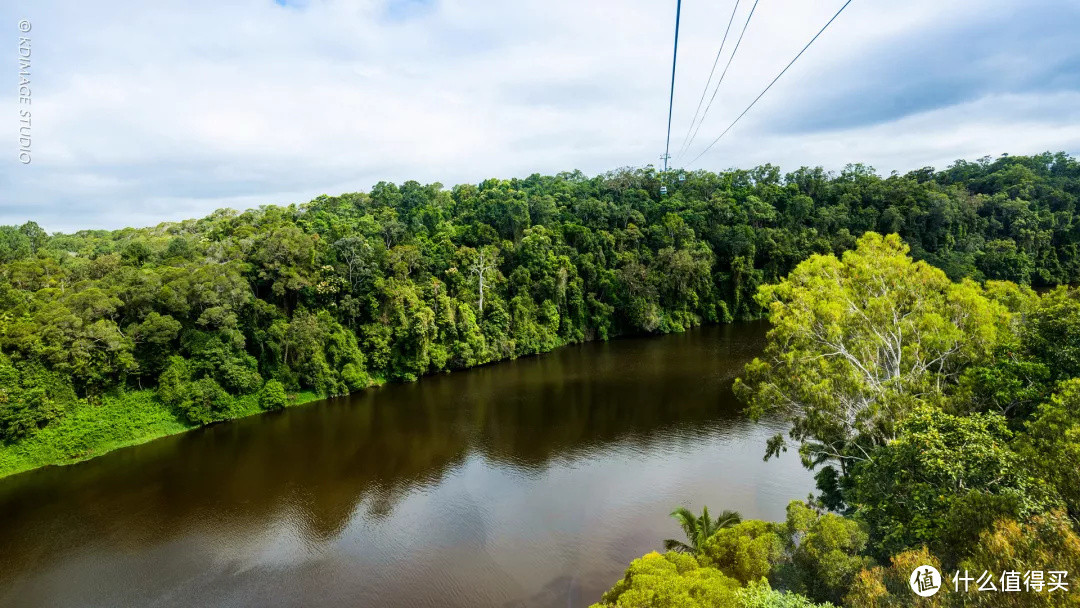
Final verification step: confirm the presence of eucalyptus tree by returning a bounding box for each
[736,233,1009,478]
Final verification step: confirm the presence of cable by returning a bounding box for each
[676,0,741,156]
[686,0,854,167]
[677,0,760,160]
[663,0,683,172]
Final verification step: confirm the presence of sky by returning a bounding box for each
[2,0,1079,232]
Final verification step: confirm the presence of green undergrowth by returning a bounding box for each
[0,388,324,480]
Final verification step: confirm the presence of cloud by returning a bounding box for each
[0,0,1077,232]
[767,0,1080,133]
[384,0,436,22]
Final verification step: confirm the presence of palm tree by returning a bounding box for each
[663,506,742,554]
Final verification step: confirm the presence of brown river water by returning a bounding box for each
[0,322,812,608]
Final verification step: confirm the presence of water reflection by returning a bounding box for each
[0,323,812,608]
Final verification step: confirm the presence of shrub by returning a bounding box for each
[257,379,288,411]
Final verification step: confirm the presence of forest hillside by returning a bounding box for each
[1,152,1078,477]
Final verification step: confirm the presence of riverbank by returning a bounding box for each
[0,388,323,480]
[0,323,809,608]
[0,325,716,481]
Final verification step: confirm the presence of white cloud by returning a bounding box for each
[0,0,1077,231]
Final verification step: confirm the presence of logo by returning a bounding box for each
[910,565,942,597]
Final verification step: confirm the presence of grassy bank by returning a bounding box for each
[0,389,324,480]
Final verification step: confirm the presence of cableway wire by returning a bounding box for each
[662,0,684,172]
[676,0,742,157]
[685,0,855,168]
[677,0,760,161]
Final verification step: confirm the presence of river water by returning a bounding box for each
[0,323,812,608]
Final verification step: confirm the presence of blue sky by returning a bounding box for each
[2,0,1079,231]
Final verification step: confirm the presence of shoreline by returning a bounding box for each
[0,389,327,482]
[0,324,725,482]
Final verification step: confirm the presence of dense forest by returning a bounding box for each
[1,152,1079,478]
[593,234,1080,607]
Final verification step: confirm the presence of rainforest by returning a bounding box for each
[2,152,1080,606]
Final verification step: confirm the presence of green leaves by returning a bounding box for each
[738,232,1009,478]
[257,379,287,411]
[591,551,742,608]
[3,153,1080,481]
[1019,379,1080,522]
[849,406,1057,564]
[601,503,855,607]
[700,519,786,584]
[157,356,232,425]
[0,354,67,440]
[665,506,743,555]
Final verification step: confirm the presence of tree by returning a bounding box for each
[19,221,47,254]
[0,355,66,441]
[0,226,30,263]
[844,547,946,608]
[466,245,499,318]
[957,513,1080,608]
[257,379,288,410]
[738,581,837,608]
[251,225,315,301]
[158,356,233,424]
[180,376,232,425]
[590,551,741,608]
[848,406,1057,563]
[1019,378,1080,522]
[664,506,742,554]
[332,236,376,289]
[699,519,786,584]
[778,501,874,605]
[736,233,1008,481]
[1022,287,1080,381]
[4,153,1080,484]
[129,312,182,382]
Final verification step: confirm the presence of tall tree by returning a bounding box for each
[466,245,499,318]
[736,233,1008,476]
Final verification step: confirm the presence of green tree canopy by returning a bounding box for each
[849,406,1057,563]
[737,233,1009,480]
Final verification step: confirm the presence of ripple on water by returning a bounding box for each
[0,323,812,608]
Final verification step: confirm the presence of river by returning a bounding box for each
[0,322,813,608]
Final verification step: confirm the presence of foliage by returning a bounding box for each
[778,501,875,605]
[601,503,866,607]
[736,233,1008,481]
[737,581,837,608]
[1023,287,1080,382]
[590,551,741,608]
[1018,379,1080,522]
[0,354,69,439]
[956,512,1080,607]
[957,349,1051,420]
[844,547,948,608]
[699,519,786,584]
[3,152,1080,475]
[257,379,288,411]
[591,551,835,608]
[664,506,741,554]
[843,515,1080,607]
[719,190,1080,606]
[848,406,1057,564]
